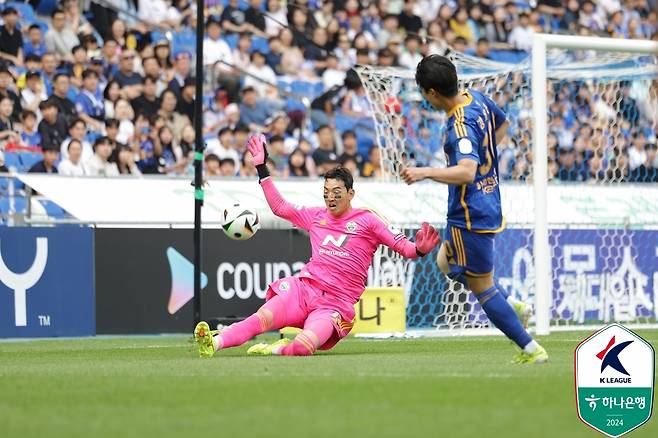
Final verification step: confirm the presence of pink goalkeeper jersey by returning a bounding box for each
[260,178,418,320]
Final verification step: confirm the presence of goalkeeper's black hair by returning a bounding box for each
[324,165,354,191]
[415,54,459,98]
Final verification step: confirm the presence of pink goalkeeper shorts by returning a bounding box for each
[266,275,355,350]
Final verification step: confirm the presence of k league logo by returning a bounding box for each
[0,237,48,326]
[575,323,655,437]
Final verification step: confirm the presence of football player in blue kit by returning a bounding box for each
[402,55,548,364]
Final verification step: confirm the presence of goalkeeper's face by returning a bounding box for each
[323,179,354,217]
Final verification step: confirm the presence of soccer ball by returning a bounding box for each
[221,203,260,240]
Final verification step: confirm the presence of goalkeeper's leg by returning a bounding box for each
[217,291,305,350]
[248,309,352,356]
[195,277,307,357]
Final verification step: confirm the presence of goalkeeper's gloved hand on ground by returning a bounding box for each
[246,134,270,180]
[414,222,440,257]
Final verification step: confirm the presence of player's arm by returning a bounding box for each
[370,215,440,259]
[246,134,315,229]
[495,119,509,145]
[402,159,477,185]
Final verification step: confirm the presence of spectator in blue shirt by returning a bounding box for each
[75,69,105,132]
[20,110,42,148]
[24,25,46,58]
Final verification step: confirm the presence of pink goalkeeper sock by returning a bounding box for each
[279,319,336,356]
[280,333,316,356]
[216,313,267,350]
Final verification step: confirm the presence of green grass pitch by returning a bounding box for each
[1,331,656,438]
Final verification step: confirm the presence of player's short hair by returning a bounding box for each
[324,165,354,191]
[415,54,459,98]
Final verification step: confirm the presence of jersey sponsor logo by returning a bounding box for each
[293,204,304,211]
[320,233,350,257]
[322,233,349,247]
[346,221,357,233]
[318,248,350,258]
[458,138,473,154]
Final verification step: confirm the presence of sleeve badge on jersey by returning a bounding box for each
[388,224,404,241]
[458,138,473,154]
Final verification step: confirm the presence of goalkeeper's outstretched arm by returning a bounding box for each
[370,217,441,259]
[247,134,313,228]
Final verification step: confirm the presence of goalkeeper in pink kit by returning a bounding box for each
[193,134,440,357]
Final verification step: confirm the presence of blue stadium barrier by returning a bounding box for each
[173,31,196,54]
[0,194,26,215]
[334,113,357,132]
[0,177,8,194]
[285,98,306,112]
[276,79,292,93]
[18,152,42,170]
[39,200,67,218]
[220,0,249,8]
[151,31,167,44]
[7,2,36,23]
[355,126,375,157]
[487,49,529,64]
[224,33,239,50]
[250,37,270,54]
[36,0,58,16]
[313,81,324,97]
[291,80,318,98]
[3,152,22,171]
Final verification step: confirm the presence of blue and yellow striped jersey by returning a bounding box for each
[443,89,506,232]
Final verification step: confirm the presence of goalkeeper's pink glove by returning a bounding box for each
[415,222,440,257]
[246,134,268,166]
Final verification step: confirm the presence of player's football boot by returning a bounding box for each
[247,338,291,356]
[194,321,219,358]
[512,301,533,329]
[511,345,549,364]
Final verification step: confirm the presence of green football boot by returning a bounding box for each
[511,345,549,364]
[247,338,292,356]
[194,321,219,358]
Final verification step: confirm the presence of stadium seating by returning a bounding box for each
[19,152,43,170]
[3,152,22,171]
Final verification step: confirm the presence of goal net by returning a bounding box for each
[356,36,658,334]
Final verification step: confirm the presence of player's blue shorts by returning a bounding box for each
[444,224,495,280]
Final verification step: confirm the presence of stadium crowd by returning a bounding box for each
[0,0,655,183]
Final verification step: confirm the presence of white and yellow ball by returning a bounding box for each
[221,203,260,240]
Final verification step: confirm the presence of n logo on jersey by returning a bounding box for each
[322,234,349,247]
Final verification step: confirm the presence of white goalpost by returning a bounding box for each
[532,35,658,335]
[356,34,658,336]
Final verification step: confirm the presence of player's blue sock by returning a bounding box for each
[477,285,532,349]
[495,280,509,299]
